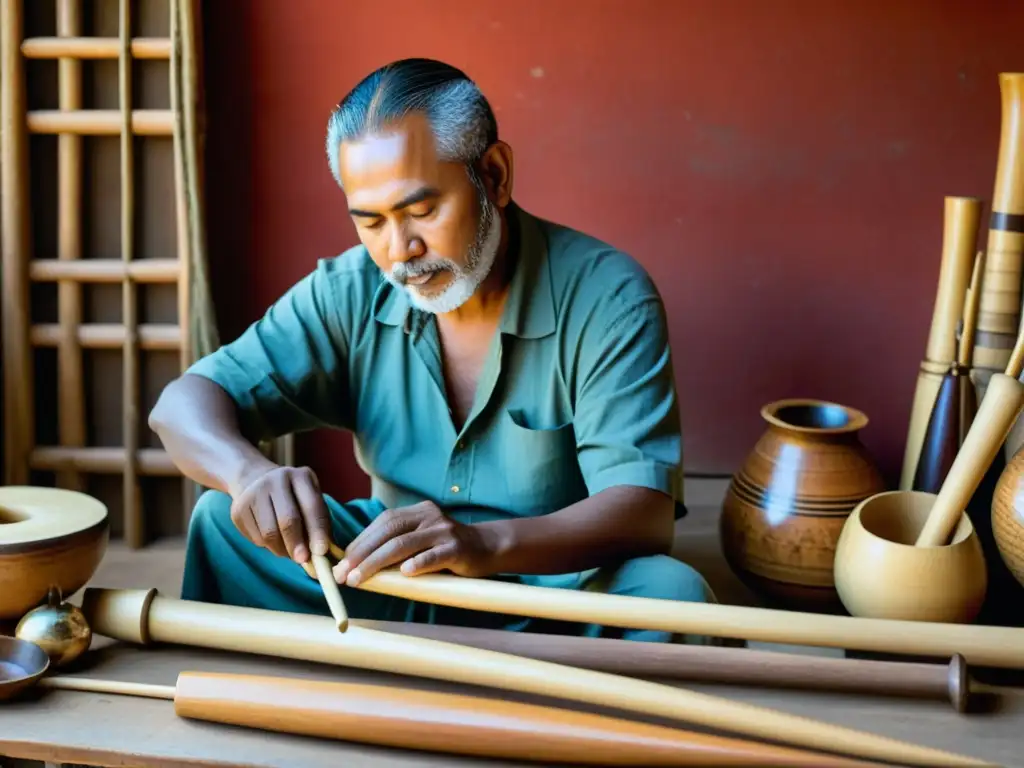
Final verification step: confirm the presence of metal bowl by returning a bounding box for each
[0,635,50,701]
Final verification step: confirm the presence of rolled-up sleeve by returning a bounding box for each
[186,261,353,444]
[573,296,685,516]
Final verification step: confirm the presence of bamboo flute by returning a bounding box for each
[293,546,1024,669]
[80,588,986,767]
[36,671,881,767]
[352,619,975,711]
[901,196,982,489]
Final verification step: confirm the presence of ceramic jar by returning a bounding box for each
[720,398,886,612]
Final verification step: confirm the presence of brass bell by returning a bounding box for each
[15,586,92,668]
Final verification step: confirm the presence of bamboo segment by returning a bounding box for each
[29,447,176,475]
[55,0,87,493]
[352,620,974,711]
[900,196,981,490]
[27,109,173,135]
[21,36,171,59]
[1,0,34,486]
[973,74,1024,407]
[297,548,1024,669]
[38,672,881,767]
[79,589,985,767]
[31,323,182,350]
[29,258,180,283]
[119,0,143,548]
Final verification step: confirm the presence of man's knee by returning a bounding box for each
[187,489,235,541]
[610,554,716,604]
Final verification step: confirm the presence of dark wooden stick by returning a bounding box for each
[352,619,973,712]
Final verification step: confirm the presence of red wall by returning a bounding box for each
[201,0,1024,500]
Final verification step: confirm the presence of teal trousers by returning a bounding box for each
[180,489,715,643]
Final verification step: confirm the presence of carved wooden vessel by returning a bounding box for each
[991,449,1024,589]
[720,399,885,611]
[0,486,108,620]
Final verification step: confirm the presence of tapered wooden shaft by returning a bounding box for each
[901,196,982,489]
[40,671,880,767]
[353,620,973,711]
[80,588,987,766]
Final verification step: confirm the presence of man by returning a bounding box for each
[150,57,714,643]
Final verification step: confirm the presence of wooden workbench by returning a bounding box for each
[1,634,1023,768]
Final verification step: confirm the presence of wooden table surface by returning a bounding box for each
[1,635,1023,768]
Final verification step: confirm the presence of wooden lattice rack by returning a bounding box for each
[1,0,204,547]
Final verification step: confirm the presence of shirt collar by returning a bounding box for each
[372,202,556,339]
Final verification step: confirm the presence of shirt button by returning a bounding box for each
[451,485,460,493]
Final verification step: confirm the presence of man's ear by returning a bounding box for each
[477,140,514,208]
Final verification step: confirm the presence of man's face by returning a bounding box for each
[337,113,501,314]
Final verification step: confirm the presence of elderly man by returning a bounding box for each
[149,57,714,642]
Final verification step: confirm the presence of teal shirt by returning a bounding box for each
[187,204,686,570]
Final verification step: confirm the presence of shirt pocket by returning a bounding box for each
[499,408,586,514]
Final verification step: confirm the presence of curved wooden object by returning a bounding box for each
[990,449,1024,588]
[79,589,984,766]
[974,74,1024,407]
[835,491,987,622]
[901,196,982,490]
[720,399,885,612]
[0,486,109,620]
[38,672,881,767]
[352,620,975,712]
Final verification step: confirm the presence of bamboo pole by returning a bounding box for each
[55,0,87,493]
[26,109,173,135]
[22,37,171,59]
[1,0,34,486]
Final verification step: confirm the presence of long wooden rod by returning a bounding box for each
[0,0,34,486]
[22,36,171,59]
[37,671,879,767]
[119,0,143,549]
[352,619,974,711]
[303,552,1024,669]
[79,588,988,766]
[55,0,87,493]
[26,109,173,135]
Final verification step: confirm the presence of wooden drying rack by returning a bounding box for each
[1,0,203,547]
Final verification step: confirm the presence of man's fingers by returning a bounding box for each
[269,478,307,562]
[291,471,331,559]
[254,488,288,557]
[400,542,458,577]
[335,508,419,581]
[231,501,263,547]
[344,529,437,586]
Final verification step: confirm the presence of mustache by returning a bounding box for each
[391,260,454,282]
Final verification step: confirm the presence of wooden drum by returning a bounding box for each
[0,486,109,620]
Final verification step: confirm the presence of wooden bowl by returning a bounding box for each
[991,447,1024,589]
[833,490,987,623]
[0,486,109,621]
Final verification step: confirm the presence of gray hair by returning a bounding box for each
[325,58,499,190]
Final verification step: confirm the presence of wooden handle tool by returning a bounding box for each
[311,553,347,631]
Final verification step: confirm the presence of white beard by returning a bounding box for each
[386,197,502,315]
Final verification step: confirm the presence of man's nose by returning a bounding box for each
[389,224,426,263]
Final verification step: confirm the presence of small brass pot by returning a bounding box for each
[15,586,92,667]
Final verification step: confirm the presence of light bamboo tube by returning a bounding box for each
[29,446,175,475]
[29,257,180,282]
[292,546,1024,669]
[21,36,171,60]
[32,322,182,350]
[1,0,34,486]
[55,0,87,493]
[38,671,881,767]
[26,109,173,135]
[118,0,143,549]
[972,74,1024,407]
[900,196,981,490]
[80,588,987,767]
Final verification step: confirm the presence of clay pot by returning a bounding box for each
[834,490,987,623]
[720,399,885,612]
[991,449,1024,589]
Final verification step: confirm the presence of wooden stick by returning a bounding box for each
[295,545,1024,669]
[957,251,985,369]
[1,0,34,486]
[32,323,182,350]
[79,588,988,766]
[118,0,143,549]
[26,109,173,135]
[55,0,87,494]
[350,620,975,712]
[36,671,881,767]
[29,258,180,283]
[29,446,176,475]
[21,36,171,59]
[312,553,349,631]
[900,196,981,489]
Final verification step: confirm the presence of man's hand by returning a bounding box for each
[333,501,500,586]
[229,464,332,565]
